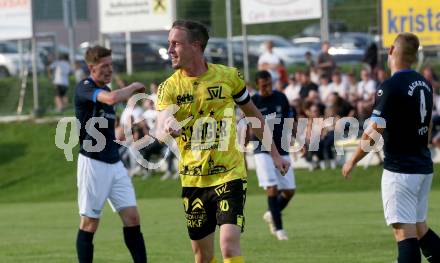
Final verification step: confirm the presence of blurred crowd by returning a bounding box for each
[67,40,440,176]
[255,40,440,170]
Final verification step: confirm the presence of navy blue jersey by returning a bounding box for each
[75,77,120,163]
[372,70,433,174]
[251,91,295,156]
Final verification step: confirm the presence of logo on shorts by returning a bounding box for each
[220,200,229,212]
[183,197,189,212]
[214,183,230,196]
[191,198,204,212]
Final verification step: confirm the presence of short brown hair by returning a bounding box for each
[84,45,112,65]
[393,33,420,65]
[172,20,209,52]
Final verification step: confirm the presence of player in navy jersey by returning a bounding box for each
[342,33,440,263]
[75,45,147,263]
[250,70,296,240]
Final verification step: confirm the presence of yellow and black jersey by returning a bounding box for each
[156,63,250,187]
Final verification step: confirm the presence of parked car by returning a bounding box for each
[205,37,258,66]
[328,32,373,63]
[0,41,44,77]
[101,35,170,72]
[232,35,316,65]
[291,32,374,63]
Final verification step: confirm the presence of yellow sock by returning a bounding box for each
[224,256,244,263]
[209,258,218,263]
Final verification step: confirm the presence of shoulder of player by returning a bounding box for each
[210,63,237,74]
[377,78,393,92]
[272,90,287,98]
[158,72,179,91]
[76,78,96,90]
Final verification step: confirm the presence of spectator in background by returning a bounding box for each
[274,79,285,92]
[375,67,389,88]
[258,40,281,83]
[423,66,440,148]
[317,41,336,81]
[304,51,315,68]
[326,92,355,118]
[74,61,87,83]
[301,101,337,170]
[346,71,359,106]
[362,42,378,72]
[422,66,440,92]
[48,53,71,112]
[148,81,159,104]
[284,73,301,108]
[356,68,376,121]
[318,74,332,103]
[299,70,319,99]
[246,81,257,97]
[310,65,320,85]
[278,60,289,86]
[328,70,348,99]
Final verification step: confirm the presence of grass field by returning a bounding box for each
[1,192,439,263]
[0,122,439,262]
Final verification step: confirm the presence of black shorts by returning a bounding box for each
[55,85,68,97]
[181,179,247,240]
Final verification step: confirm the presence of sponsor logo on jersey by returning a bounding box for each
[176,93,194,105]
[377,89,384,96]
[207,86,226,100]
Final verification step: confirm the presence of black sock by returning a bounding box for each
[123,225,147,263]
[277,194,290,211]
[419,228,440,263]
[268,196,282,230]
[76,229,94,263]
[397,238,421,263]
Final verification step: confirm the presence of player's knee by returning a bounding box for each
[120,208,140,226]
[416,222,429,238]
[124,214,140,226]
[192,247,213,263]
[79,217,99,232]
[282,189,295,199]
[392,223,417,241]
[266,186,278,197]
[220,235,240,258]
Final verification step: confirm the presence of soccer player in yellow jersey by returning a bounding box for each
[156,20,290,263]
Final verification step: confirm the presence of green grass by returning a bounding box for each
[0,192,439,262]
[1,122,440,262]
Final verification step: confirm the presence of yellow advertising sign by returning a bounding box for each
[382,0,440,47]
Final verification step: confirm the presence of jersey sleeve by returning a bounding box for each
[372,80,391,121]
[156,79,175,111]
[230,68,249,105]
[76,79,103,103]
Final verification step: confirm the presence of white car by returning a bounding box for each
[0,41,44,77]
[232,35,317,65]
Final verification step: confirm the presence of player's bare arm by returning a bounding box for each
[342,122,384,179]
[239,100,290,175]
[96,82,145,106]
